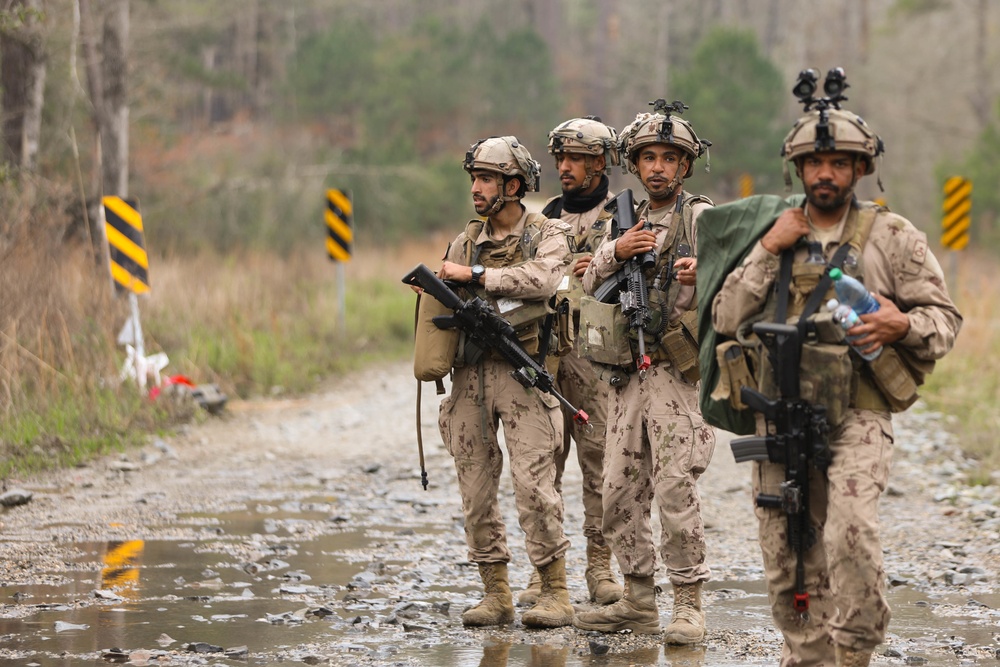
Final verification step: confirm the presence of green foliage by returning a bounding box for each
[951,100,1000,247]
[890,0,951,19]
[671,28,786,197]
[285,18,376,120]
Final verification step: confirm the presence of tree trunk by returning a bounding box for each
[78,0,129,198]
[1,0,47,172]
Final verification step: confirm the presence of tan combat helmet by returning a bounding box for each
[463,136,540,194]
[547,117,619,190]
[618,99,711,180]
[781,67,885,189]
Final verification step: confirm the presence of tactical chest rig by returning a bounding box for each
[579,192,710,384]
[716,201,919,426]
[457,213,568,365]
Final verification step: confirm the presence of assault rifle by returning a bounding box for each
[402,264,590,427]
[592,189,656,379]
[729,322,831,615]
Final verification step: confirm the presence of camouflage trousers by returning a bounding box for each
[753,408,894,667]
[601,361,716,583]
[553,345,610,543]
[439,358,571,567]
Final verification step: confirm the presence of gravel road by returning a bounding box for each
[0,361,997,666]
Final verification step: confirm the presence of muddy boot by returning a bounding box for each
[516,568,542,607]
[835,645,873,667]
[573,574,660,634]
[663,582,705,645]
[521,558,574,628]
[462,563,515,627]
[585,539,623,605]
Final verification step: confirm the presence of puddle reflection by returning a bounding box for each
[0,499,995,666]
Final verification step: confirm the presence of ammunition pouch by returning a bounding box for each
[660,309,701,383]
[556,253,589,316]
[577,295,633,367]
[710,340,754,410]
[486,294,551,359]
[552,296,575,357]
[412,293,460,382]
[860,345,919,412]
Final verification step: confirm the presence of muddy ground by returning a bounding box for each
[0,361,997,666]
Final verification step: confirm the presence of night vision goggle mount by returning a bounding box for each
[648,98,713,154]
[791,67,849,152]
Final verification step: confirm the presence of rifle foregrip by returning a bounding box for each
[730,436,770,463]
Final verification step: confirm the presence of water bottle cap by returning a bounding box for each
[826,298,839,311]
[829,267,843,280]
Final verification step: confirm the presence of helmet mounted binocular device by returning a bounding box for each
[648,98,688,146]
[792,67,850,153]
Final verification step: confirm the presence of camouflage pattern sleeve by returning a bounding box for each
[443,231,469,264]
[484,218,573,300]
[581,231,622,296]
[711,240,781,337]
[862,213,962,361]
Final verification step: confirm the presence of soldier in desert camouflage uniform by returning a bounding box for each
[710,71,962,666]
[514,117,625,610]
[574,103,716,645]
[437,136,575,629]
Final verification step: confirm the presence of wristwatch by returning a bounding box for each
[471,264,486,284]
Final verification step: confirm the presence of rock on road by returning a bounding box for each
[0,361,997,666]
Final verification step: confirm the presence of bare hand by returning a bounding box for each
[613,220,658,262]
[761,208,810,255]
[438,261,474,283]
[846,293,911,354]
[673,256,697,286]
[573,254,593,278]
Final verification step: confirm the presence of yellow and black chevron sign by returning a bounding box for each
[325,189,353,262]
[101,539,144,594]
[739,173,754,198]
[103,196,150,294]
[942,176,971,251]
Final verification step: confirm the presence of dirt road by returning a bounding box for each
[0,361,997,666]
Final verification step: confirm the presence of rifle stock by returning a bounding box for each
[402,264,590,428]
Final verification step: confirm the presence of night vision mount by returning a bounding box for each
[648,98,713,153]
[792,67,850,152]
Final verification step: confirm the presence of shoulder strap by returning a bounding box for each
[541,197,563,219]
[464,219,486,265]
[795,241,855,326]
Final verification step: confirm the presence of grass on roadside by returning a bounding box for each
[919,250,1000,481]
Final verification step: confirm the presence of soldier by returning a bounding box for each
[709,69,962,666]
[437,136,576,629]
[515,117,624,609]
[574,102,717,644]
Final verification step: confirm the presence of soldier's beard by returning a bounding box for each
[806,180,853,212]
[474,193,502,216]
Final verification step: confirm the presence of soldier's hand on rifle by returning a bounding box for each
[674,256,698,286]
[613,219,658,262]
[439,261,479,285]
[762,208,810,255]
[573,254,593,278]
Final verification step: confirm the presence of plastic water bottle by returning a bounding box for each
[829,268,880,316]
[826,298,881,361]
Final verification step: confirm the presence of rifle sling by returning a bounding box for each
[776,241,856,328]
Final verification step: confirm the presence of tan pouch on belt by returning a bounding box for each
[866,345,919,412]
[413,293,459,382]
[711,340,754,410]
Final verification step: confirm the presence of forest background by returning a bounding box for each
[0,0,997,479]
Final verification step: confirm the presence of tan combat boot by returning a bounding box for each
[585,539,624,605]
[516,568,542,607]
[835,645,873,667]
[573,574,660,634]
[521,558,574,628]
[461,563,515,627]
[663,582,705,645]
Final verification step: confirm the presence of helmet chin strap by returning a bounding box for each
[486,178,520,216]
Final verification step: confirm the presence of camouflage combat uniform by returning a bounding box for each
[438,208,574,569]
[712,203,962,665]
[549,190,616,544]
[582,196,717,585]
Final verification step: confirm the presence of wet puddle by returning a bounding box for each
[0,499,996,666]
